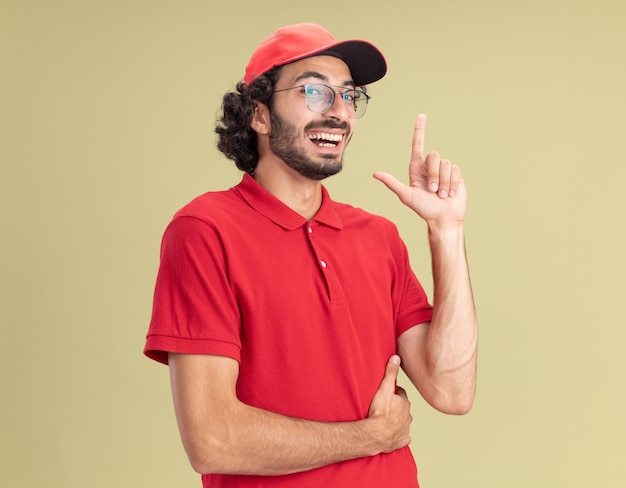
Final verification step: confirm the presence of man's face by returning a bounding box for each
[268,56,357,180]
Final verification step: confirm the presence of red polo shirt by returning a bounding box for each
[145,174,433,487]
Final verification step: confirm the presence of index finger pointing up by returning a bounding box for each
[411,114,427,162]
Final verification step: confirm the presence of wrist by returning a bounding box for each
[427,221,465,242]
[358,417,387,457]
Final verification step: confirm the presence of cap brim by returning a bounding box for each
[273,39,386,86]
[317,40,387,86]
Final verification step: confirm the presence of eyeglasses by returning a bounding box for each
[273,83,371,119]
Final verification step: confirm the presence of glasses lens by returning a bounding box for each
[303,84,369,119]
[345,89,368,119]
[304,84,333,114]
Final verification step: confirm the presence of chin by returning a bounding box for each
[301,159,343,180]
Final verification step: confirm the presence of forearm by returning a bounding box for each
[185,402,384,476]
[398,223,477,414]
[425,223,478,412]
[170,354,409,477]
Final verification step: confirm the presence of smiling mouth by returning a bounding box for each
[307,132,344,148]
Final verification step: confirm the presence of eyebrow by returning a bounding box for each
[291,70,355,88]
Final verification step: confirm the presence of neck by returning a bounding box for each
[253,158,323,220]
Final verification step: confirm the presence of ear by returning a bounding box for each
[250,102,271,135]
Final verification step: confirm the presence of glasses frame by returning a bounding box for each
[273,83,371,119]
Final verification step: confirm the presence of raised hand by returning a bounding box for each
[373,114,467,227]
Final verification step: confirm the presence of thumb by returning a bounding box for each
[373,172,410,206]
[380,355,401,393]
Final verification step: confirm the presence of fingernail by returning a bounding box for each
[429,183,438,192]
[439,189,448,198]
[390,355,401,365]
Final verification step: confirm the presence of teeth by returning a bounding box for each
[308,132,343,142]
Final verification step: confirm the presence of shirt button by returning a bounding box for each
[320,260,327,268]
[308,227,313,234]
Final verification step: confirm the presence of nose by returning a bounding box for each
[324,91,351,121]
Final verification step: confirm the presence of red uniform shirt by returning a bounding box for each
[145,174,433,487]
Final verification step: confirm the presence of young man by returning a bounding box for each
[145,23,477,487]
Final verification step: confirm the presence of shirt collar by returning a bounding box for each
[234,174,343,231]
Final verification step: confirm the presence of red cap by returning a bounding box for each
[243,23,387,86]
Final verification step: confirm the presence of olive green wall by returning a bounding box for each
[2,0,625,486]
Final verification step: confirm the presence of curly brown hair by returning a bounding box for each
[215,68,281,174]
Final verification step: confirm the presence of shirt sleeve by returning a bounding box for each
[387,222,433,336]
[144,216,242,365]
